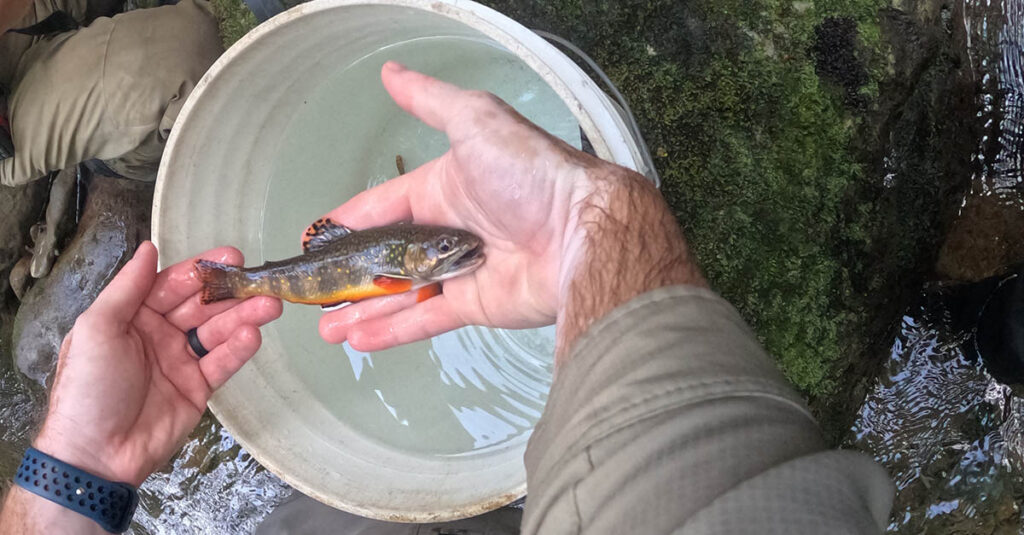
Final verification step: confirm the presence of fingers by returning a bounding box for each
[345,296,466,352]
[146,247,244,314]
[319,291,422,344]
[382,61,466,133]
[192,297,282,356]
[89,241,158,323]
[199,325,262,390]
[165,293,243,332]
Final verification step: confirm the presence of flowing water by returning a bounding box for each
[851,306,1024,533]
[850,0,1024,532]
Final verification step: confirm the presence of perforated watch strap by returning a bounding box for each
[15,447,139,533]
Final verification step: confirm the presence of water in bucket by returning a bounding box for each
[259,35,580,456]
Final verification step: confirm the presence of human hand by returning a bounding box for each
[312,62,627,352]
[32,242,282,486]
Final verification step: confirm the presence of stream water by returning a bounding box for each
[849,0,1024,532]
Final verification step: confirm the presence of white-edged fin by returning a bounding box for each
[321,301,352,312]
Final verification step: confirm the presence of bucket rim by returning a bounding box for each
[154,0,644,522]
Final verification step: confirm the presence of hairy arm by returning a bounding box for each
[557,167,706,363]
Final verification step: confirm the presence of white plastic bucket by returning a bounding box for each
[153,0,647,522]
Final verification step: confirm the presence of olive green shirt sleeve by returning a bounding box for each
[522,286,894,534]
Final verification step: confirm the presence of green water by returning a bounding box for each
[260,36,579,456]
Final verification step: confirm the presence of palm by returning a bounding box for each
[41,244,281,486]
[315,65,603,350]
[425,147,572,326]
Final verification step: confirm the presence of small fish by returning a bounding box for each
[195,220,485,307]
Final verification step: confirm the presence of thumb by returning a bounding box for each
[89,241,159,323]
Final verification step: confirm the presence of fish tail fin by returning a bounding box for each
[194,259,241,304]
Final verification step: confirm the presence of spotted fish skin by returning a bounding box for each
[195,223,484,306]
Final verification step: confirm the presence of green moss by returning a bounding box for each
[480,0,890,398]
[209,0,258,48]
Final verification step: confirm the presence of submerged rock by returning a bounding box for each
[12,175,152,387]
[0,180,48,307]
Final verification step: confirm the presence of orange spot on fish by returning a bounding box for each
[417,283,441,303]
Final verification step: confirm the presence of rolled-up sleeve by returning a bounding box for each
[522,287,893,534]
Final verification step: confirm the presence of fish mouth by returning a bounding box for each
[440,243,485,279]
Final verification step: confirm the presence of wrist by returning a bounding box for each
[33,423,135,486]
[555,164,706,364]
[557,164,626,304]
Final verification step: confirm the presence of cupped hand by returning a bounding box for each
[314,62,620,351]
[33,242,282,486]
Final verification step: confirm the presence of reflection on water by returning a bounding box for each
[939,0,1024,280]
[850,307,1024,533]
[0,364,42,496]
[270,300,554,456]
[963,0,1024,197]
[133,415,292,535]
[340,325,554,456]
[852,2,1024,532]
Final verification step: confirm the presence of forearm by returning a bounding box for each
[556,166,706,363]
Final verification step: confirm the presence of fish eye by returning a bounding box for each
[439,238,453,253]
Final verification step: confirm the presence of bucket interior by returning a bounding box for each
[154,1,622,521]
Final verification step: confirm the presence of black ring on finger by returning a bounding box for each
[186,327,210,358]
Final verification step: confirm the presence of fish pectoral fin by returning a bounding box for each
[302,217,354,253]
[417,283,441,302]
[321,301,350,312]
[372,274,414,293]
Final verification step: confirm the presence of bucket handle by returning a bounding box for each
[533,30,661,189]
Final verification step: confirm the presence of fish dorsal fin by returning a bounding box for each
[302,217,353,252]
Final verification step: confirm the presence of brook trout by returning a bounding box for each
[195,219,485,306]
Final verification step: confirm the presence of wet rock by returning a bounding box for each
[12,175,153,387]
[8,255,31,302]
[937,197,1024,281]
[0,180,48,308]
